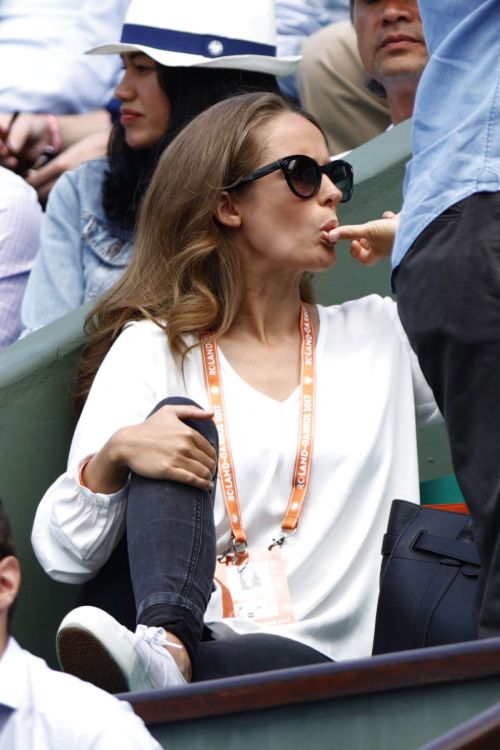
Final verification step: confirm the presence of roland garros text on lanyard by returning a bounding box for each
[201,304,316,562]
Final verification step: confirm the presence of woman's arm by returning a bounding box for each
[0,110,111,171]
[31,323,216,582]
[82,402,216,495]
[0,111,110,204]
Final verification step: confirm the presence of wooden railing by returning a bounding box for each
[124,637,500,726]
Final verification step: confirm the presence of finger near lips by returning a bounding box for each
[325,227,356,243]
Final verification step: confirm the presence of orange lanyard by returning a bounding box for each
[201,305,316,559]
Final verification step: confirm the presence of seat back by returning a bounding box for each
[0,303,91,665]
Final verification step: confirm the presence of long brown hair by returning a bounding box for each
[78,92,319,408]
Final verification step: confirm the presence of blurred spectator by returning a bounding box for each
[0,499,161,747]
[276,0,349,99]
[300,20,391,153]
[392,0,500,638]
[300,0,427,153]
[19,0,298,336]
[352,0,427,124]
[324,0,500,641]
[0,167,41,347]
[0,0,129,114]
[0,2,342,203]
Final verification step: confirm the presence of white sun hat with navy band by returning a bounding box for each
[86,0,300,77]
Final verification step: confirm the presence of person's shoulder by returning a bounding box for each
[319,294,396,321]
[0,165,40,206]
[66,157,110,185]
[27,651,158,745]
[102,319,170,367]
[45,157,109,214]
[318,295,401,345]
[0,165,31,191]
[121,318,168,343]
[54,158,109,196]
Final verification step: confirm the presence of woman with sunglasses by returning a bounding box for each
[32,92,438,691]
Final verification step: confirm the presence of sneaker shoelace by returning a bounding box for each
[134,624,182,651]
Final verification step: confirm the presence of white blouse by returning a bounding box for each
[32,296,440,661]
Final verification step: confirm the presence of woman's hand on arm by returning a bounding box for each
[323,212,399,266]
[82,403,217,494]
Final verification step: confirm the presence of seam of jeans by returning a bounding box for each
[178,488,204,602]
[136,591,204,625]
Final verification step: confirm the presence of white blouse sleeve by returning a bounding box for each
[382,297,443,427]
[31,321,170,583]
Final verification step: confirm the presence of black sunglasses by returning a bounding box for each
[231,155,354,202]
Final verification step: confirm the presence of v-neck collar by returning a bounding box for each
[214,305,325,406]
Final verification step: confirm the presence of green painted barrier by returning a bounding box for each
[420,474,465,506]
[0,302,93,666]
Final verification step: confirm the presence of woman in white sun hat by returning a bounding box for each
[20,0,299,337]
[32,91,438,691]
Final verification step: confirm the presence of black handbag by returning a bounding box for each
[372,499,480,655]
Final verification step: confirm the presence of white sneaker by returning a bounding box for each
[56,606,187,694]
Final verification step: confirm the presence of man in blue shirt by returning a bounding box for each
[392,0,500,638]
[329,0,500,638]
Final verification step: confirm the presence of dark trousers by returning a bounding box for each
[394,192,500,637]
[77,397,331,679]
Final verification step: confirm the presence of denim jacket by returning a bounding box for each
[21,158,134,335]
